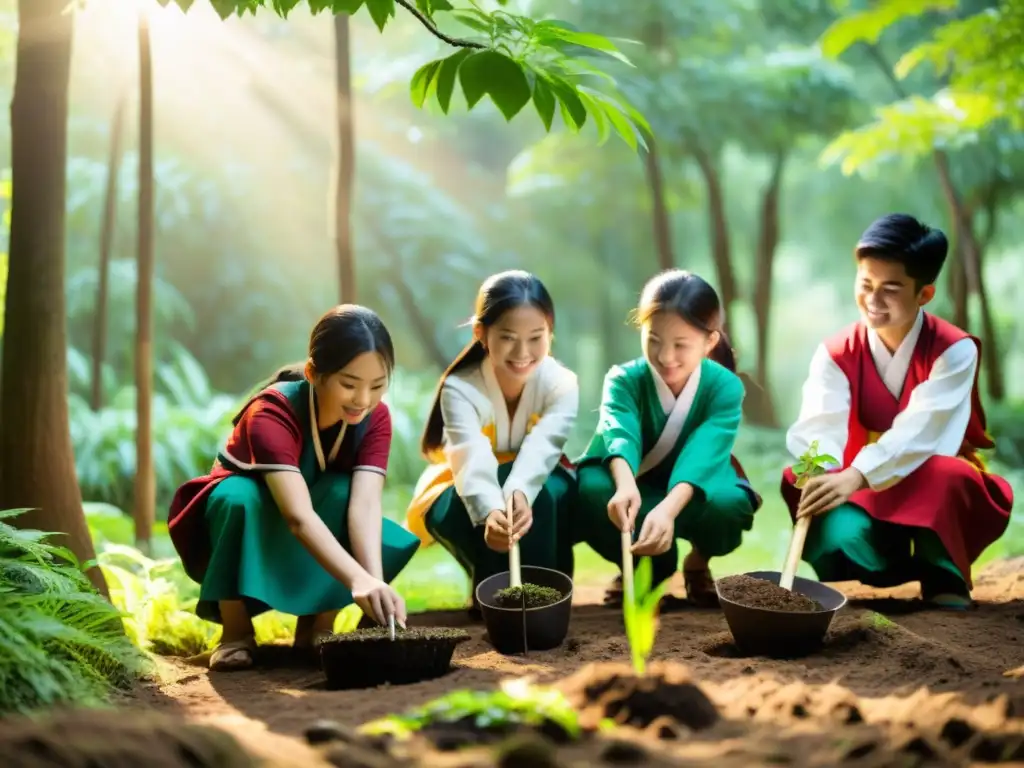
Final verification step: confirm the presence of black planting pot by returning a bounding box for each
[716,570,847,658]
[318,627,471,690]
[475,565,573,655]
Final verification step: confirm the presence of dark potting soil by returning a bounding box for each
[717,575,824,612]
[319,627,471,690]
[492,583,564,609]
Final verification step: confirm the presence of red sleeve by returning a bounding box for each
[354,403,392,475]
[245,397,303,467]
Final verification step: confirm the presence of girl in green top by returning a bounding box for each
[575,270,762,607]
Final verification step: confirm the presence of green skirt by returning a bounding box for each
[424,461,576,588]
[575,462,755,586]
[196,472,420,623]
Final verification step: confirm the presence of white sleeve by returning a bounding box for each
[503,368,579,506]
[440,384,505,526]
[851,338,977,490]
[785,343,850,468]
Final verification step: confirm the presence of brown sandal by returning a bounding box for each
[684,569,719,607]
[209,636,256,671]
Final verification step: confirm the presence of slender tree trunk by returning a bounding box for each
[134,6,155,552]
[91,88,128,412]
[334,15,356,304]
[692,147,737,318]
[932,151,972,330]
[1,0,108,596]
[643,134,674,271]
[388,272,448,369]
[966,193,1004,401]
[747,150,786,428]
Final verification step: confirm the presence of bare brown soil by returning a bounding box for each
[8,560,1024,767]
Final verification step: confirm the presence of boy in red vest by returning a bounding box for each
[780,213,1013,610]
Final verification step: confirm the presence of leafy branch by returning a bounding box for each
[622,557,667,676]
[168,0,650,151]
[791,440,838,489]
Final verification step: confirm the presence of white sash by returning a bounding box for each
[637,362,701,478]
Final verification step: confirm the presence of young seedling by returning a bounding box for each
[622,556,668,676]
[791,439,839,489]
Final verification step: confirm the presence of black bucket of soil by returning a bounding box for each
[716,570,847,658]
[319,626,470,690]
[475,565,573,655]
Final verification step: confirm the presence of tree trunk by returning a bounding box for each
[1,0,107,596]
[91,87,128,412]
[747,150,786,428]
[642,134,674,271]
[966,193,1004,401]
[334,15,356,304]
[134,6,155,552]
[932,150,972,330]
[692,147,737,318]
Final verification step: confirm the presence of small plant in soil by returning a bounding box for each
[493,583,564,609]
[360,677,581,746]
[622,557,668,675]
[792,439,839,488]
[718,574,823,612]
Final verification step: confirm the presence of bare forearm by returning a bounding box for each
[609,457,636,491]
[349,512,383,580]
[664,482,694,519]
[265,472,367,588]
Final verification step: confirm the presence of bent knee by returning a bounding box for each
[208,475,265,513]
[576,464,616,509]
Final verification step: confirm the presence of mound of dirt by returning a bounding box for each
[717,574,823,612]
[0,709,259,768]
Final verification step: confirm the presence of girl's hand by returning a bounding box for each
[631,505,675,556]
[351,573,407,628]
[484,509,512,552]
[607,482,642,533]
[509,490,533,542]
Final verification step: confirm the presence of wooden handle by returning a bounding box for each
[621,530,634,606]
[780,515,811,591]
[507,495,522,588]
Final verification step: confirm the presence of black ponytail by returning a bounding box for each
[420,341,487,456]
[709,330,736,372]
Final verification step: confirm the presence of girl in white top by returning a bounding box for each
[405,271,579,613]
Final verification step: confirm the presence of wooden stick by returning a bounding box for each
[507,495,522,588]
[780,514,811,591]
[621,529,634,606]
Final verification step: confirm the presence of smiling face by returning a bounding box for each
[311,351,389,425]
[855,257,934,332]
[642,311,718,393]
[479,305,552,382]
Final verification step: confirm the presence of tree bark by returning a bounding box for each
[967,189,1004,401]
[692,146,737,318]
[642,134,674,271]
[134,6,155,552]
[932,150,972,330]
[1,0,107,596]
[747,150,786,428]
[334,14,356,304]
[91,87,128,412]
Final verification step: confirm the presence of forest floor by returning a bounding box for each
[86,559,1024,768]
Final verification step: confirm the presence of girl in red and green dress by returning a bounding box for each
[168,305,419,670]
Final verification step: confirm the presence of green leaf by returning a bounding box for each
[544,76,586,131]
[410,60,443,108]
[577,90,610,145]
[271,0,302,13]
[792,461,809,476]
[817,454,839,465]
[435,49,473,114]
[325,0,363,12]
[531,76,555,132]
[451,10,492,34]
[364,0,395,32]
[819,0,957,59]
[532,23,634,66]
[458,50,531,120]
[209,0,237,19]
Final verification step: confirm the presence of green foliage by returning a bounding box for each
[791,439,838,489]
[0,508,149,715]
[819,0,1024,172]
[622,556,668,676]
[361,677,580,740]
[164,0,649,149]
[68,344,240,512]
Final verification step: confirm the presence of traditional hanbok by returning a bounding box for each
[781,310,1013,594]
[168,379,419,623]
[575,357,761,589]
[405,356,578,588]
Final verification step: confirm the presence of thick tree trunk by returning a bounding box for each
[1,0,107,596]
[134,7,155,552]
[747,150,786,428]
[642,135,674,271]
[91,88,128,412]
[334,15,356,304]
[692,147,737,318]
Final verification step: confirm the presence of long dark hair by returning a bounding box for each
[237,304,395,422]
[632,269,735,371]
[420,270,555,456]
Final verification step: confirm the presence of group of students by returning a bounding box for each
[167,213,1014,671]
